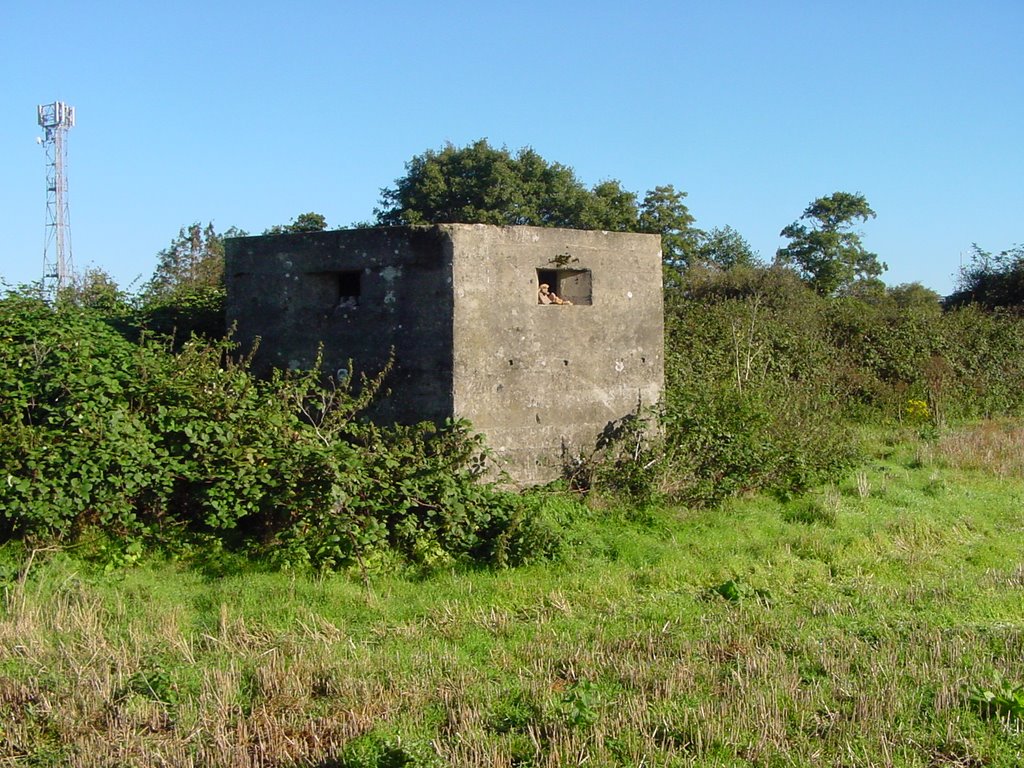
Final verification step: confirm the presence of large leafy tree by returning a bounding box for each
[373,140,698,262]
[579,179,639,232]
[775,192,885,295]
[376,140,598,228]
[695,225,761,270]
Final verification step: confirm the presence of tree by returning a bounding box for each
[578,179,639,232]
[264,212,328,234]
[695,226,761,270]
[376,140,590,228]
[946,243,1024,309]
[59,267,126,311]
[145,222,245,299]
[373,140,700,259]
[775,192,885,295]
[885,282,942,317]
[375,139,702,266]
[637,185,700,268]
[141,222,245,341]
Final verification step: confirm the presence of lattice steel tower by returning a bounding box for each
[37,101,75,294]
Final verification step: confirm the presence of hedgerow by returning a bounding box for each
[6,270,1024,559]
[596,264,1024,508]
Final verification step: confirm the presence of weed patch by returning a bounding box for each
[938,420,1024,478]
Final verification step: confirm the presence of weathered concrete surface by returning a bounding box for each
[227,227,455,425]
[225,224,663,485]
[447,225,664,485]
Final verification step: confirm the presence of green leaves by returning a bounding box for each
[704,578,772,607]
[0,290,557,572]
[775,191,885,296]
[144,222,229,301]
[637,185,700,268]
[373,140,699,265]
[262,211,328,234]
[947,243,1024,309]
[969,675,1024,725]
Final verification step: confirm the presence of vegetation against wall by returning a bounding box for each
[617,262,1024,508]
[0,292,559,571]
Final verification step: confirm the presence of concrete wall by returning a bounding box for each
[226,227,455,424]
[447,225,664,485]
[225,224,664,485]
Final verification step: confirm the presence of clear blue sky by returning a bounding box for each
[2,1,1021,296]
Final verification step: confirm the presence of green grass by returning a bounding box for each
[2,424,1024,766]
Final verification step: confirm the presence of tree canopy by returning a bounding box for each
[946,243,1024,309]
[375,139,628,229]
[263,212,329,235]
[373,139,698,264]
[145,223,239,299]
[141,222,246,341]
[695,225,761,270]
[637,185,700,268]
[775,192,885,296]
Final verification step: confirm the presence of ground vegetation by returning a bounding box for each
[0,291,555,573]
[2,424,1023,766]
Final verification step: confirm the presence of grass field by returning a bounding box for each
[2,423,1023,767]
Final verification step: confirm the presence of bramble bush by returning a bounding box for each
[0,290,557,570]
[646,267,860,506]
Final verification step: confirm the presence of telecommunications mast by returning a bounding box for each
[37,101,76,295]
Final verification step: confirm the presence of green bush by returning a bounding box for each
[938,306,1024,420]
[655,268,858,506]
[658,381,857,507]
[631,264,1024,509]
[135,284,226,343]
[0,291,556,571]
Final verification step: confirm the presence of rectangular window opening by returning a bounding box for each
[537,268,591,306]
[310,270,362,309]
[335,270,362,302]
